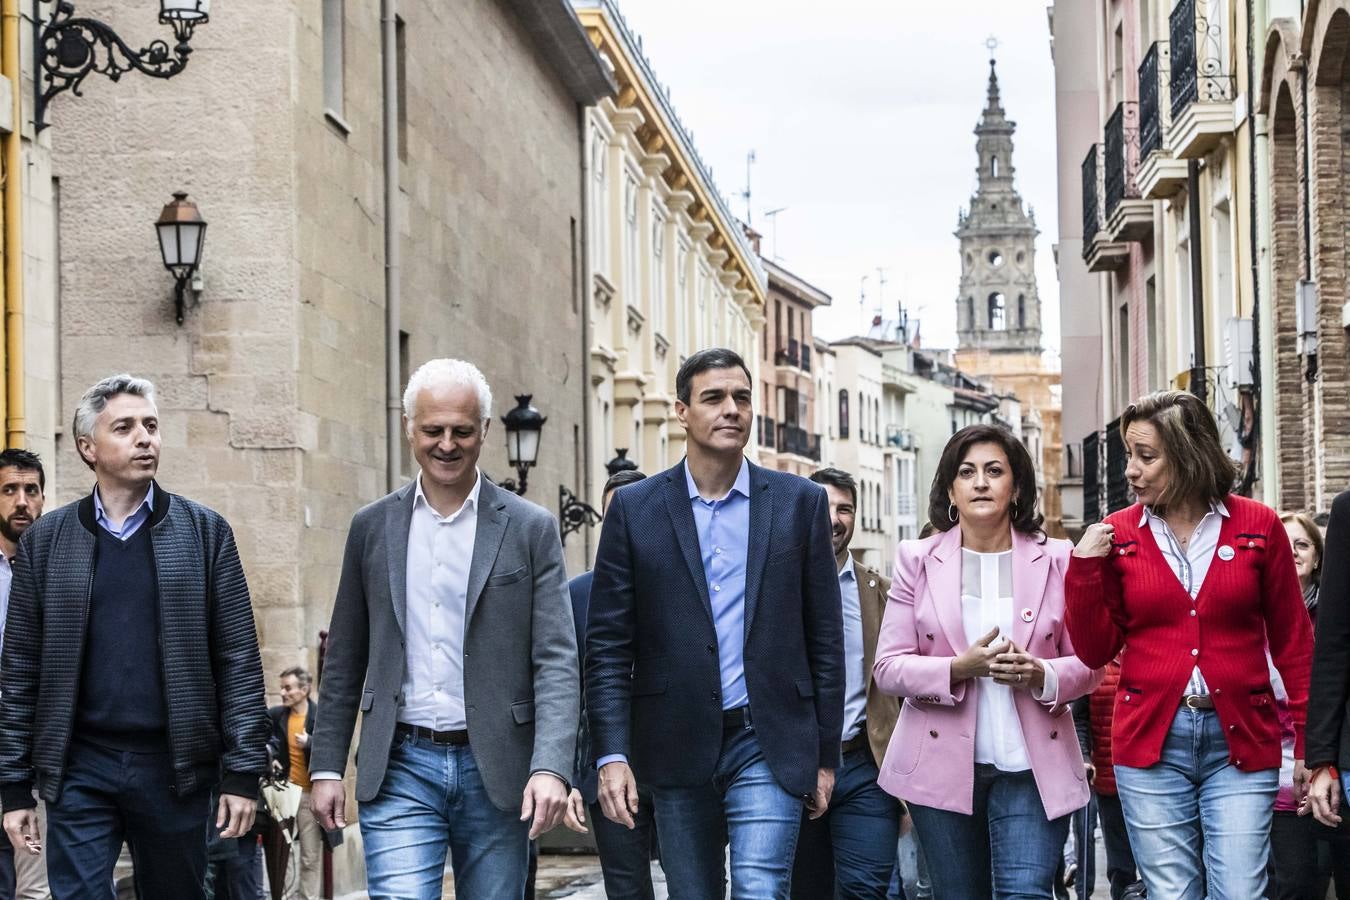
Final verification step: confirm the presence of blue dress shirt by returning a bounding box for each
[93,483,155,540]
[596,458,752,771]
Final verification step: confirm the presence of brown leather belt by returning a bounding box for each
[1181,694,1215,710]
[396,722,469,745]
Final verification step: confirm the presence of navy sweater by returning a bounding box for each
[75,526,168,751]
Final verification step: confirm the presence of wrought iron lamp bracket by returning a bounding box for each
[33,0,206,131]
[559,485,600,545]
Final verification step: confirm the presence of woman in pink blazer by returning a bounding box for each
[873,424,1102,899]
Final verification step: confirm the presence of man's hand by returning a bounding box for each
[951,626,1007,683]
[561,788,588,834]
[1293,759,1310,805]
[1085,762,1097,785]
[806,767,835,821]
[1305,767,1342,827]
[216,794,257,839]
[311,779,347,831]
[520,773,569,840]
[598,761,639,829]
[3,809,40,856]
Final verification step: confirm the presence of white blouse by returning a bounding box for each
[961,548,1032,772]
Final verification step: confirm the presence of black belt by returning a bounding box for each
[722,705,752,731]
[842,722,869,755]
[1181,694,1215,710]
[396,722,469,745]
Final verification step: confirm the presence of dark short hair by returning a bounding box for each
[675,348,753,405]
[0,449,45,491]
[280,666,312,687]
[603,469,647,499]
[809,467,857,506]
[1313,511,1330,528]
[928,424,1044,537]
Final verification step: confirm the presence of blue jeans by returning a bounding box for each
[360,733,529,900]
[589,785,657,899]
[649,726,803,900]
[792,747,900,899]
[0,843,14,900]
[1114,706,1278,900]
[907,765,1070,900]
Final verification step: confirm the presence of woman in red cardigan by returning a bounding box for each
[1065,391,1313,900]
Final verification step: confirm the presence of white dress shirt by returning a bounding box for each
[839,561,868,742]
[1140,500,1228,696]
[400,472,481,731]
[0,549,12,664]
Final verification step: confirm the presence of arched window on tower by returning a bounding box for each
[988,293,1006,330]
[967,297,975,328]
[1018,295,1026,329]
[991,156,999,178]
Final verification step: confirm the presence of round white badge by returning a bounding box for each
[1218,545,1235,561]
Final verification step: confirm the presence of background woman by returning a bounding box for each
[874,424,1101,899]
[1065,391,1312,900]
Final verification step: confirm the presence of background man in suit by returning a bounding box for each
[309,358,578,900]
[586,347,844,899]
[567,468,656,899]
[792,467,904,899]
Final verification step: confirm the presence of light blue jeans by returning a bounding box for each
[1114,706,1278,900]
[648,725,804,900]
[359,733,529,900]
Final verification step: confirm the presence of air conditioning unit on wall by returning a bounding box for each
[1223,317,1253,388]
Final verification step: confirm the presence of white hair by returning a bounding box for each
[402,358,493,426]
[73,374,158,442]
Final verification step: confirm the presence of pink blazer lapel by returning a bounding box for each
[922,527,969,652]
[1010,530,1051,650]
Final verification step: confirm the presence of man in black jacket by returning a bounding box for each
[1308,489,1350,828]
[0,374,270,899]
[267,666,320,900]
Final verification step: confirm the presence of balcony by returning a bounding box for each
[1081,144,1129,272]
[885,424,917,451]
[1104,101,1153,243]
[1137,41,1188,199]
[1168,0,1233,159]
[759,416,777,450]
[777,423,821,461]
[800,343,811,373]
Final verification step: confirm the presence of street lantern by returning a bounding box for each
[155,192,207,325]
[606,448,639,477]
[500,395,546,495]
[35,0,213,131]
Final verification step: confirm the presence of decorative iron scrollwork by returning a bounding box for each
[559,485,600,545]
[33,0,208,131]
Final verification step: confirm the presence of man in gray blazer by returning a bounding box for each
[309,358,578,899]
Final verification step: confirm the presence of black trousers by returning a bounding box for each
[0,843,14,900]
[1096,792,1139,900]
[46,739,213,900]
[1268,809,1350,900]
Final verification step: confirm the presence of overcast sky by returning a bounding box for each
[614,0,1062,356]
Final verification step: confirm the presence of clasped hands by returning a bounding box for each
[952,625,1046,693]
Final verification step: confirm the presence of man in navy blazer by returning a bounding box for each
[586,347,844,899]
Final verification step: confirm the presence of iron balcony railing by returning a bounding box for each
[760,416,776,449]
[1081,144,1103,258]
[777,423,821,461]
[1139,42,1165,159]
[1104,101,1141,219]
[1105,417,1130,513]
[775,338,800,369]
[1169,0,1232,119]
[1082,430,1101,525]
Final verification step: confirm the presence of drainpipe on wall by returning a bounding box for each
[2,0,23,449]
[1243,0,1265,498]
[1187,160,1207,404]
[382,0,401,492]
[578,105,593,560]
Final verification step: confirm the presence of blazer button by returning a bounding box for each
[929,730,938,738]
[1050,730,1058,739]
[711,692,719,701]
[707,644,716,653]
[925,633,934,641]
[869,580,877,588]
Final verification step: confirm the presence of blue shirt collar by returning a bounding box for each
[684,457,751,503]
[93,483,155,524]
